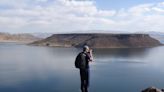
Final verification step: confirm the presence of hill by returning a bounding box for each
[30,33,162,48]
[0,32,41,43]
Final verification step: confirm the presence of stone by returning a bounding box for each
[142,87,162,92]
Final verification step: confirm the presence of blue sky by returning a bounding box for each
[96,0,164,10]
[0,0,164,33]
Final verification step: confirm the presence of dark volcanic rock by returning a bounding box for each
[142,87,163,92]
[30,33,162,48]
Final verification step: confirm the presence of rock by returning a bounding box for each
[142,87,163,92]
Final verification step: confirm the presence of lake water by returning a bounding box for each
[0,42,164,92]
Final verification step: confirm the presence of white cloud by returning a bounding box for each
[152,7,164,13]
[0,0,164,33]
[128,4,153,16]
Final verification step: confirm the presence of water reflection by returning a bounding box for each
[93,48,151,57]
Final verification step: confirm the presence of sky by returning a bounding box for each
[0,0,164,33]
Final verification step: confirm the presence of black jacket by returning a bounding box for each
[79,52,92,69]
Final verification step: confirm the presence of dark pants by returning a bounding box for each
[80,68,89,92]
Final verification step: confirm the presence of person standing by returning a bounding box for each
[75,45,93,92]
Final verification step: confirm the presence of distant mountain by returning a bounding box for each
[30,33,162,48]
[0,32,41,43]
[148,31,164,44]
[31,33,53,39]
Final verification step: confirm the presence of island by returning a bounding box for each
[30,33,162,48]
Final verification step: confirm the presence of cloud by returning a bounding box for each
[0,0,164,33]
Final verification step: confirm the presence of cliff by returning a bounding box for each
[30,33,162,48]
[149,32,164,44]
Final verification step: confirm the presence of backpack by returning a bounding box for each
[75,52,86,69]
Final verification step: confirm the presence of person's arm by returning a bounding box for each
[88,49,93,62]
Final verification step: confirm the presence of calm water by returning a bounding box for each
[0,42,164,92]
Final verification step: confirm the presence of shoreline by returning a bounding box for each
[1,40,163,49]
[30,43,164,49]
[0,40,36,44]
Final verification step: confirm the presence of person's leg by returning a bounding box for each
[81,80,85,92]
[80,69,85,92]
[84,69,89,92]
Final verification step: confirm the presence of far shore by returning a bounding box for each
[1,40,164,49]
[30,43,164,49]
[0,40,35,44]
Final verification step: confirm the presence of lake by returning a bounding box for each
[0,42,164,92]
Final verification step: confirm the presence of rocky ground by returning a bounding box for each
[142,87,164,92]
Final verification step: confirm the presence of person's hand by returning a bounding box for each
[89,49,92,53]
[89,49,93,62]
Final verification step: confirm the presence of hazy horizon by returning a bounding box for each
[1,30,164,34]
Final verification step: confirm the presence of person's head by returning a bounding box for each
[83,45,90,53]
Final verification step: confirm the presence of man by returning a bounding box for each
[75,45,93,92]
